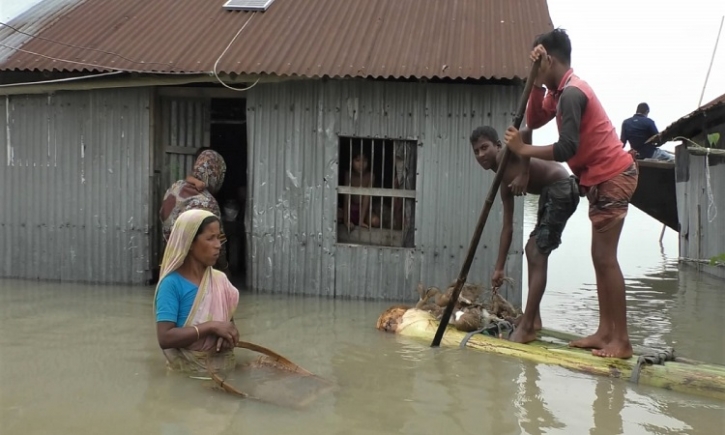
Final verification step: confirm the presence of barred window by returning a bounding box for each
[336,137,417,248]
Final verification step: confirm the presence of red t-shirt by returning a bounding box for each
[526,69,633,187]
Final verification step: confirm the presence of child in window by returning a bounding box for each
[340,150,380,230]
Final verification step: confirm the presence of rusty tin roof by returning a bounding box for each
[0,0,554,80]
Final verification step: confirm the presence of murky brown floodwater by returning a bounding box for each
[2,197,725,435]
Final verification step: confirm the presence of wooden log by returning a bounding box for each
[379,308,725,402]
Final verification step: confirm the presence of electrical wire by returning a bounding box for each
[0,21,171,67]
[212,12,261,92]
[1,11,263,90]
[0,42,178,74]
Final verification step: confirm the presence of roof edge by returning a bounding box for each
[655,96,725,144]
[0,70,525,96]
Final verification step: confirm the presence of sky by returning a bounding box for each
[539,0,725,151]
[2,0,725,152]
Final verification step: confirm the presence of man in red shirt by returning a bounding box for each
[504,28,638,359]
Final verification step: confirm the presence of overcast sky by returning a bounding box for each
[2,0,724,151]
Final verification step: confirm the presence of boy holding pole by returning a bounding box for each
[504,28,638,359]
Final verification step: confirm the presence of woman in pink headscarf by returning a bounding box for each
[153,209,240,374]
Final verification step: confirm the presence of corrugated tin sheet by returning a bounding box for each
[0,0,85,63]
[675,139,725,280]
[246,79,525,303]
[159,97,210,189]
[657,92,725,143]
[0,0,553,80]
[0,88,152,284]
[702,93,725,110]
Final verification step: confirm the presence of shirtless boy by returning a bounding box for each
[504,28,638,359]
[340,150,380,230]
[471,126,579,344]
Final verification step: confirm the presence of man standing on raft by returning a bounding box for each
[503,28,638,359]
[469,126,578,345]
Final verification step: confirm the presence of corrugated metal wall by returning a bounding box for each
[0,88,152,284]
[150,96,210,269]
[246,80,525,303]
[676,136,725,280]
[159,97,210,189]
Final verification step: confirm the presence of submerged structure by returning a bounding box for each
[656,93,725,280]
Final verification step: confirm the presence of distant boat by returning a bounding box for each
[631,159,678,231]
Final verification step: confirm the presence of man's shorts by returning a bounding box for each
[530,176,580,255]
[587,161,639,233]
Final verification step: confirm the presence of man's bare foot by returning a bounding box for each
[592,341,633,359]
[569,332,610,350]
[515,314,542,331]
[533,317,542,331]
[509,326,538,344]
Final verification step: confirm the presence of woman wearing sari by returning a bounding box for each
[159,149,229,272]
[154,209,240,374]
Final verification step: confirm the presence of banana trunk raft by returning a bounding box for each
[377,307,725,402]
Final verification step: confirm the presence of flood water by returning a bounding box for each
[2,196,725,435]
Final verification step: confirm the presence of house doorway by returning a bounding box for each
[151,88,248,285]
[209,98,247,281]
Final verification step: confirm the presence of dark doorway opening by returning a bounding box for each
[210,98,247,282]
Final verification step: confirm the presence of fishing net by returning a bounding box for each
[207,341,335,409]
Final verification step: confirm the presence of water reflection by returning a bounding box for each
[590,378,625,435]
[329,338,416,434]
[137,367,241,435]
[514,362,566,435]
[666,268,725,365]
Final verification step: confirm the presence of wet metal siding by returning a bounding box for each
[0,88,152,284]
[676,134,725,280]
[246,80,524,303]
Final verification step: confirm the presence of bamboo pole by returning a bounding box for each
[698,15,724,107]
[431,58,542,347]
[398,309,725,401]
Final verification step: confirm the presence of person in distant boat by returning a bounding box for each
[620,103,674,161]
[338,150,380,230]
[470,125,579,344]
[154,209,240,374]
[504,28,638,359]
[160,150,229,273]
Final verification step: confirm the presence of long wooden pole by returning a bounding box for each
[698,15,724,107]
[431,59,541,347]
[658,16,725,248]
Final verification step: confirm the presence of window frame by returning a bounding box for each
[335,135,420,249]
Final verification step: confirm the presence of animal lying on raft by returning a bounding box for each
[377,280,522,335]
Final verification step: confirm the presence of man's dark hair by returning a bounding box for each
[533,28,572,65]
[470,126,500,146]
[636,103,650,114]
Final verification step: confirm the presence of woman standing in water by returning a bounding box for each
[154,209,240,374]
[159,149,229,272]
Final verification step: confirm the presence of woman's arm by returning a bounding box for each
[154,278,238,350]
[156,321,228,350]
